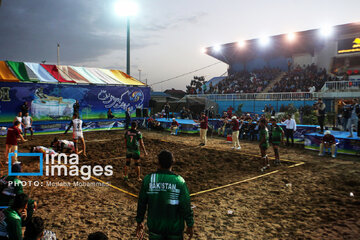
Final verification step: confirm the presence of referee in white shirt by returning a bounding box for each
[282,114,296,146]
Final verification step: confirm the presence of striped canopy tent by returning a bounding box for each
[85,67,121,84]
[71,66,106,84]
[57,65,91,84]
[110,70,145,86]
[24,62,58,83]
[41,64,76,83]
[0,61,146,86]
[6,61,34,82]
[0,61,19,82]
[100,68,126,84]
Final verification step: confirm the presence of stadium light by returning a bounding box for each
[320,25,333,37]
[114,0,139,75]
[259,36,270,47]
[213,44,222,52]
[201,47,207,54]
[114,0,139,16]
[237,40,246,48]
[287,32,296,42]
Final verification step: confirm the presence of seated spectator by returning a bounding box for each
[270,64,328,93]
[107,109,115,119]
[170,118,179,135]
[0,163,23,207]
[318,130,336,158]
[24,216,57,240]
[88,232,108,240]
[3,193,29,240]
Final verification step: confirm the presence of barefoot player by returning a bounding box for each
[259,119,270,172]
[270,118,284,165]
[23,113,34,139]
[4,121,27,164]
[124,121,148,181]
[64,113,86,156]
[51,137,75,153]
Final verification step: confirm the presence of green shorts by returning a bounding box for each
[149,231,183,240]
[126,150,140,160]
[272,141,281,146]
[260,143,269,150]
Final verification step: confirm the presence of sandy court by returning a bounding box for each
[1,129,360,239]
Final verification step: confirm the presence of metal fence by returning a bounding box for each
[321,80,360,92]
[186,92,319,101]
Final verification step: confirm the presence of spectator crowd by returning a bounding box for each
[186,64,347,95]
[270,64,329,93]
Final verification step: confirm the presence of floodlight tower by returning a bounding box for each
[114,0,139,75]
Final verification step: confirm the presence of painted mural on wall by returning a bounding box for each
[0,82,150,122]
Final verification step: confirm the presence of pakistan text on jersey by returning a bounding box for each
[149,182,179,191]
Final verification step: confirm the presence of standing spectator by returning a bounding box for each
[170,118,179,135]
[136,150,194,240]
[13,112,24,133]
[347,99,359,138]
[264,104,269,113]
[270,107,276,117]
[125,107,131,130]
[180,107,187,119]
[319,130,336,158]
[20,102,29,117]
[22,113,33,139]
[107,109,115,119]
[196,112,208,146]
[231,116,241,150]
[164,102,171,119]
[227,106,233,118]
[315,98,326,133]
[282,114,296,147]
[73,100,80,116]
[5,121,27,164]
[342,100,352,131]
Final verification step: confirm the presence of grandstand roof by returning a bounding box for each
[205,22,360,64]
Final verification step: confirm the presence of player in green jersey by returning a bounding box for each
[136,150,194,240]
[270,118,284,165]
[124,121,148,181]
[259,118,270,172]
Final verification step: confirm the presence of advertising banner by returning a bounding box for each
[0,82,150,122]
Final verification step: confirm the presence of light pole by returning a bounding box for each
[114,1,138,76]
[138,69,141,81]
[126,17,131,75]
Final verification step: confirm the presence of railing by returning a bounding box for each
[321,80,360,92]
[185,92,319,101]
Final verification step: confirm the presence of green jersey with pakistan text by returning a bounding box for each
[136,169,194,238]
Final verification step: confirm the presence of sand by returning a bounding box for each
[1,130,360,239]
